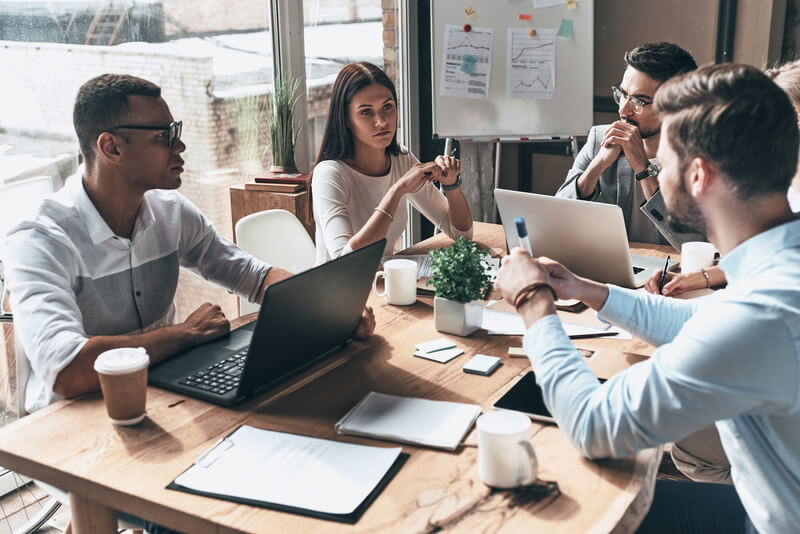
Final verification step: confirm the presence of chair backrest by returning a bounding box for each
[0,176,54,259]
[234,209,316,316]
[15,332,29,418]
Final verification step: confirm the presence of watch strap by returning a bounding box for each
[441,175,462,191]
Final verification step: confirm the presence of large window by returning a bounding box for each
[0,0,401,418]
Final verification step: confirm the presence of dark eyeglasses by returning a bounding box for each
[106,120,183,147]
[611,86,652,114]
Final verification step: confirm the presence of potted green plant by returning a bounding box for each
[266,75,301,173]
[427,236,492,336]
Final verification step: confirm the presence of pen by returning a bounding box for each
[515,217,533,256]
[658,255,670,293]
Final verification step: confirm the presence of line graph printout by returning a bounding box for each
[440,25,494,100]
[506,28,556,99]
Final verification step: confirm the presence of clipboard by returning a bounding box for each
[167,425,408,524]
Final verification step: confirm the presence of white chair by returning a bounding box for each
[0,176,54,260]
[234,209,316,315]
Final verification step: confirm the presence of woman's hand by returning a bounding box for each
[393,161,441,196]
[435,155,461,186]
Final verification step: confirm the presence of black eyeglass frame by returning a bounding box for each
[105,120,183,147]
[610,86,652,115]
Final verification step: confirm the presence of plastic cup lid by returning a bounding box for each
[93,347,150,375]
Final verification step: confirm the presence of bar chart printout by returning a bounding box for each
[440,24,494,100]
[507,28,556,99]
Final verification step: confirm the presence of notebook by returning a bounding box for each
[494,189,677,288]
[169,425,407,523]
[336,392,481,450]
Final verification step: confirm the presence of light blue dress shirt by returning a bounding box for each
[523,218,800,533]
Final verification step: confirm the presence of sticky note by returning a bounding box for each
[415,338,457,354]
[465,6,477,19]
[414,347,464,363]
[508,347,527,358]
[518,14,532,21]
[567,0,577,9]
[557,18,573,38]
[463,354,501,376]
[460,54,477,74]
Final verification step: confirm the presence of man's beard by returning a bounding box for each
[621,116,660,139]
[666,178,707,235]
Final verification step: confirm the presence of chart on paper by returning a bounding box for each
[440,24,494,100]
[507,28,556,99]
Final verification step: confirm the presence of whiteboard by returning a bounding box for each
[430,0,594,140]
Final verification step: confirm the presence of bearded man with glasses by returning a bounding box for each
[556,42,704,248]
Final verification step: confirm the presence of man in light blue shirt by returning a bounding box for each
[496,64,800,533]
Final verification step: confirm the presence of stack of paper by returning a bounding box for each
[481,307,631,338]
[413,337,464,363]
[336,392,481,450]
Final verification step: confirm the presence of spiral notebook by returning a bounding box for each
[335,392,481,450]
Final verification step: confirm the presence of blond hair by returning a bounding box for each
[767,59,800,108]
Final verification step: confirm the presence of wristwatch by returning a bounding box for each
[441,175,462,191]
[635,162,660,181]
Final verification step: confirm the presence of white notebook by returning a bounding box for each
[335,392,481,450]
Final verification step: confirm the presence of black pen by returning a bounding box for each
[658,255,670,293]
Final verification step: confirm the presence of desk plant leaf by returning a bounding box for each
[427,237,492,303]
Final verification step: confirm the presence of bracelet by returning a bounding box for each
[441,175,462,191]
[374,207,394,221]
[700,268,711,288]
[513,282,557,310]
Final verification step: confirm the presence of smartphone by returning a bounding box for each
[493,371,606,424]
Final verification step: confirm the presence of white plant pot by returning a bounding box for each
[434,296,484,337]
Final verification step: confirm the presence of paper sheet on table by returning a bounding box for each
[174,425,401,515]
[440,24,493,100]
[481,307,631,339]
[384,254,499,281]
[507,28,556,99]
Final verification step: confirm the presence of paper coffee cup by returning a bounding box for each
[93,347,150,426]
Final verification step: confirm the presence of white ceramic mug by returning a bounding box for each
[373,259,418,305]
[477,411,538,488]
[681,241,716,274]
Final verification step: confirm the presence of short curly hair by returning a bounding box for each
[73,73,161,164]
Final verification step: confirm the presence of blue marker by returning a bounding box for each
[515,217,533,256]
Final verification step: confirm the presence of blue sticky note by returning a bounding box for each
[558,18,573,38]
[460,54,477,74]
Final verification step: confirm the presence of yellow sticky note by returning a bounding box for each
[508,347,526,358]
[567,0,577,9]
[465,6,477,19]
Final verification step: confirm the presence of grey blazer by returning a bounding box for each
[556,125,705,249]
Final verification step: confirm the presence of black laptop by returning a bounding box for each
[149,239,386,406]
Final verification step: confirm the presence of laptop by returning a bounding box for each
[149,238,386,406]
[494,189,675,288]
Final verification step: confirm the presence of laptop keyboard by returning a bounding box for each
[178,347,248,396]
[632,266,645,275]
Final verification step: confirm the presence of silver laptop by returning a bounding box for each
[494,189,675,288]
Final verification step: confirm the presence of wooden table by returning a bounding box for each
[229,184,314,241]
[0,222,669,534]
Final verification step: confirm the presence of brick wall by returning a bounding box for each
[381,0,398,86]
[161,0,381,37]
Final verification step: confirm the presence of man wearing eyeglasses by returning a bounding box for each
[4,73,376,417]
[556,42,703,247]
